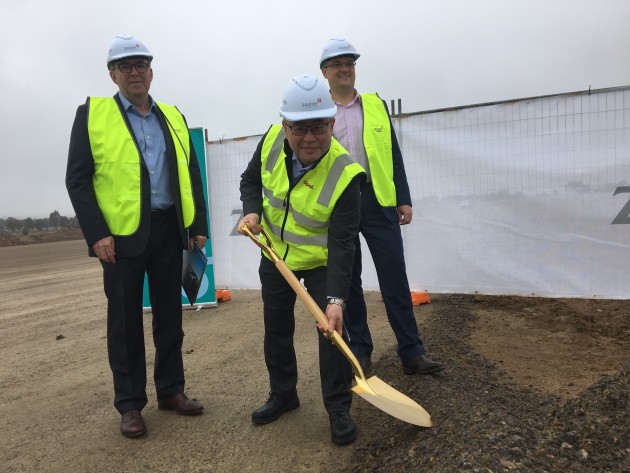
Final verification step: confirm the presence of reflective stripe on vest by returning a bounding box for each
[361,93,396,207]
[260,124,365,271]
[87,97,196,235]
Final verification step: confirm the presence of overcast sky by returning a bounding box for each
[1,0,629,218]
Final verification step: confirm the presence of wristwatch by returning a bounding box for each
[327,297,346,310]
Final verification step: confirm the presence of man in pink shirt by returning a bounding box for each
[319,38,446,377]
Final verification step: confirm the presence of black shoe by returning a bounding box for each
[357,356,372,377]
[402,355,446,375]
[251,392,300,424]
[329,411,357,445]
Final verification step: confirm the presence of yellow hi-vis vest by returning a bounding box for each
[260,125,365,271]
[87,97,196,235]
[361,93,396,207]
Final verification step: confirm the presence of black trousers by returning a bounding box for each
[345,186,426,361]
[101,208,185,414]
[259,256,353,414]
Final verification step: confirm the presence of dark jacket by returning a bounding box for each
[240,129,364,299]
[66,94,208,257]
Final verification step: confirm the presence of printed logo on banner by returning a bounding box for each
[612,187,630,224]
[230,209,244,236]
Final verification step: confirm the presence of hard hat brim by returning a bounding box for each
[320,52,360,69]
[107,53,153,67]
[280,107,337,122]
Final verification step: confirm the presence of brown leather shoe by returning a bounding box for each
[158,392,203,416]
[120,410,146,438]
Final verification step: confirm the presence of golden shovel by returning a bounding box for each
[242,225,432,427]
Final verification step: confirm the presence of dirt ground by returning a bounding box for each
[0,238,628,472]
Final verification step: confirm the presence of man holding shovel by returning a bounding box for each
[238,74,366,445]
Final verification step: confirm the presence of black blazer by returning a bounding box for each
[66,94,208,257]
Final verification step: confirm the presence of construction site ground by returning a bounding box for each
[0,236,627,472]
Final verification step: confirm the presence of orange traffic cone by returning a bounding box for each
[411,291,430,306]
[215,289,232,302]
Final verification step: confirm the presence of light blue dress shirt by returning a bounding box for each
[118,92,174,210]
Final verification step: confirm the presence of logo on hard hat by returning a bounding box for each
[300,98,322,109]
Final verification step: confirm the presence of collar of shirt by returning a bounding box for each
[332,89,360,108]
[291,152,316,183]
[117,92,156,115]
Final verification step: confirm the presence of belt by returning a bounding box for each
[151,206,175,217]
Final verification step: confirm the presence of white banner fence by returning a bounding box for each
[206,86,630,299]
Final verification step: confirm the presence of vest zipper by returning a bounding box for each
[280,187,292,243]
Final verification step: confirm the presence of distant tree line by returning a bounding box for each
[0,211,79,235]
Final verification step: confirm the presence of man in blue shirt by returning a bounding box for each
[66,34,208,438]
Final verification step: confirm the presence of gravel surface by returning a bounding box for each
[345,294,630,473]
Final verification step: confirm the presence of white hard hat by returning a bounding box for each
[107,34,153,68]
[319,38,360,68]
[279,75,337,122]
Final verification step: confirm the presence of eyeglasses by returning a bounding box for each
[325,61,356,69]
[112,62,151,73]
[286,122,331,136]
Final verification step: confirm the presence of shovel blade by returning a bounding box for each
[352,375,432,427]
